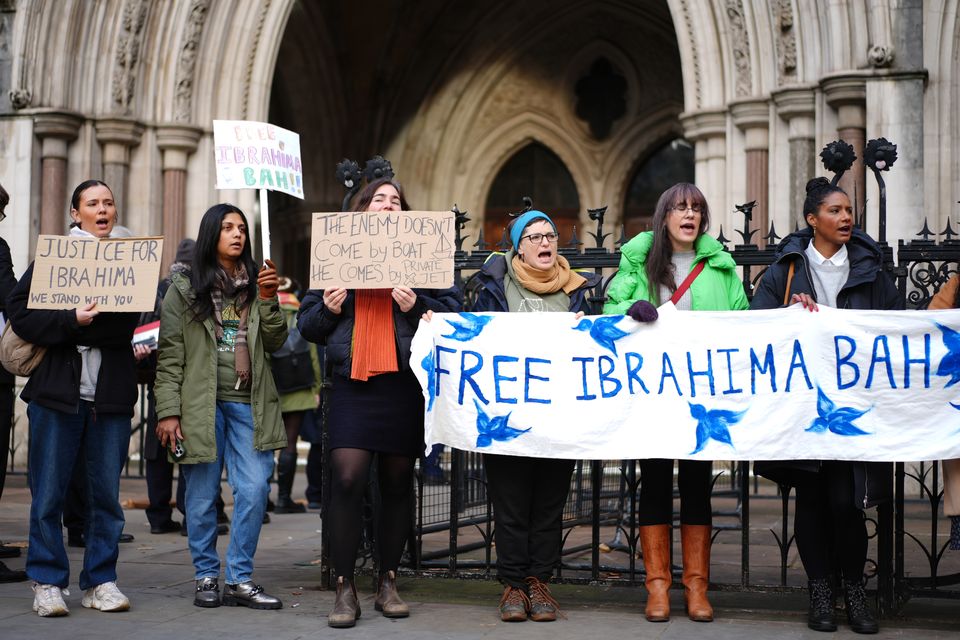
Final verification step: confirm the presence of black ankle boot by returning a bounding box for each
[843,580,878,634]
[274,451,306,514]
[807,578,837,632]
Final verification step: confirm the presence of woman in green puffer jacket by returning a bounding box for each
[155,203,287,610]
[603,183,747,624]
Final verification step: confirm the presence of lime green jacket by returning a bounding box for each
[155,272,288,463]
[603,232,749,313]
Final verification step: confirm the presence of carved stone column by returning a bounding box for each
[95,117,145,214]
[730,98,770,246]
[773,87,816,227]
[822,74,868,219]
[679,109,727,210]
[33,110,84,235]
[156,124,202,272]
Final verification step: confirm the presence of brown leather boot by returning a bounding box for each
[328,576,361,628]
[639,524,672,622]
[375,570,410,618]
[681,524,713,622]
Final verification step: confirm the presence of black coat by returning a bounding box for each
[750,227,902,312]
[0,237,17,386]
[750,227,901,508]
[7,262,139,415]
[297,285,462,379]
[471,253,601,314]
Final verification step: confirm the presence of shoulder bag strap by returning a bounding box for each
[670,260,706,305]
[781,261,796,306]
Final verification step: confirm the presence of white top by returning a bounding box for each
[804,242,849,308]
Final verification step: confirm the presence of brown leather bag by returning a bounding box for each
[0,320,47,376]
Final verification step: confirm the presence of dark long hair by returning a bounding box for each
[188,203,258,322]
[644,182,710,305]
[352,177,411,211]
[68,180,113,228]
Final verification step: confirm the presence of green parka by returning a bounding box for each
[155,271,288,463]
[603,231,748,313]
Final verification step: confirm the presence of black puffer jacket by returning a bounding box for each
[750,226,902,508]
[750,227,902,311]
[470,253,601,314]
[297,286,462,378]
[7,262,139,415]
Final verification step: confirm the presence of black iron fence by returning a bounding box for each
[320,141,960,614]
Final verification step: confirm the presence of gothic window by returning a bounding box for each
[484,142,580,249]
[623,138,694,239]
[574,57,628,141]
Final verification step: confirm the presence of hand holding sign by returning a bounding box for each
[75,302,99,326]
[323,287,347,314]
[392,286,418,313]
[257,258,280,299]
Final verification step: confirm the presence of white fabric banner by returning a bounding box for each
[410,306,960,461]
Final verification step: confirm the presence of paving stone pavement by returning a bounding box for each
[0,475,957,640]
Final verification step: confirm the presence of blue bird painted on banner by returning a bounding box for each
[806,387,871,436]
[421,351,437,411]
[473,399,531,448]
[688,403,746,455]
[935,323,960,388]
[572,315,630,355]
[442,312,494,342]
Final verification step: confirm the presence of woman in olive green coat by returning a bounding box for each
[155,204,287,610]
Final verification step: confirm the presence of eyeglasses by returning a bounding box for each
[521,232,559,245]
[672,203,702,214]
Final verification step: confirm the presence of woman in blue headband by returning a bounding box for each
[470,210,600,622]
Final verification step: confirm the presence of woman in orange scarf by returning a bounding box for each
[297,178,461,628]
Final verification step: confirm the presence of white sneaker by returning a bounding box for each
[32,582,70,617]
[81,581,130,612]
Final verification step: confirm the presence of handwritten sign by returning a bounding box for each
[410,306,960,461]
[28,235,164,312]
[213,120,303,199]
[309,210,455,289]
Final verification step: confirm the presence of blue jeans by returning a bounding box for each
[26,401,131,590]
[181,401,274,584]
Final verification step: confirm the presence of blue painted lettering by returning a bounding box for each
[835,336,859,390]
[786,339,814,391]
[493,355,519,404]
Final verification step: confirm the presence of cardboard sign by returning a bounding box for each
[411,306,960,461]
[213,120,304,199]
[28,235,164,312]
[309,210,455,289]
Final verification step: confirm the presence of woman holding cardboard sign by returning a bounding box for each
[603,183,748,624]
[297,177,460,628]
[750,177,900,634]
[7,179,140,617]
[154,203,287,610]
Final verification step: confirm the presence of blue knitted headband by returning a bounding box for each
[510,210,556,249]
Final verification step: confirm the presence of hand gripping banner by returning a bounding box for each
[410,306,960,461]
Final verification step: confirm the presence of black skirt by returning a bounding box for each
[326,369,425,457]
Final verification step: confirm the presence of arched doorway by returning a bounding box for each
[484,142,580,250]
[622,138,694,239]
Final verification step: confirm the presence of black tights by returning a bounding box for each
[793,461,867,581]
[637,459,713,526]
[328,447,415,579]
